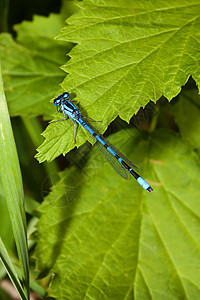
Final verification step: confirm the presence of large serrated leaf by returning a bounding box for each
[35,128,200,299]
[37,0,200,162]
[58,0,200,121]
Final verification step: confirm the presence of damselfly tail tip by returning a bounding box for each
[147,186,153,193]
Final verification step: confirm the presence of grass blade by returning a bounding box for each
[0,238,27,300]
[0,60,29,298]
[15,266,47,299]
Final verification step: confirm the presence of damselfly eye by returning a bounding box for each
[63,92,70,99]
[53,99,61,106]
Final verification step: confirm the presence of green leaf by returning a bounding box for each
[35,128,200,299]
[37,0,200,162]
[0,14,69,118]
[36,112,95,162]
[58,0,200,117]
[0,61,29,299]
[170,88,200,150]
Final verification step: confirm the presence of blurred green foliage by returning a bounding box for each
[0,0,200,299]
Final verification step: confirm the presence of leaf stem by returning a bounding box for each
[0,0,10,32]
[149,103,160,133]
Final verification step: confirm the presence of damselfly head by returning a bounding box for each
[53,92,70,106]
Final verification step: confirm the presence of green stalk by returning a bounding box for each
[0,0,10,32]
[149,104,160,133]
